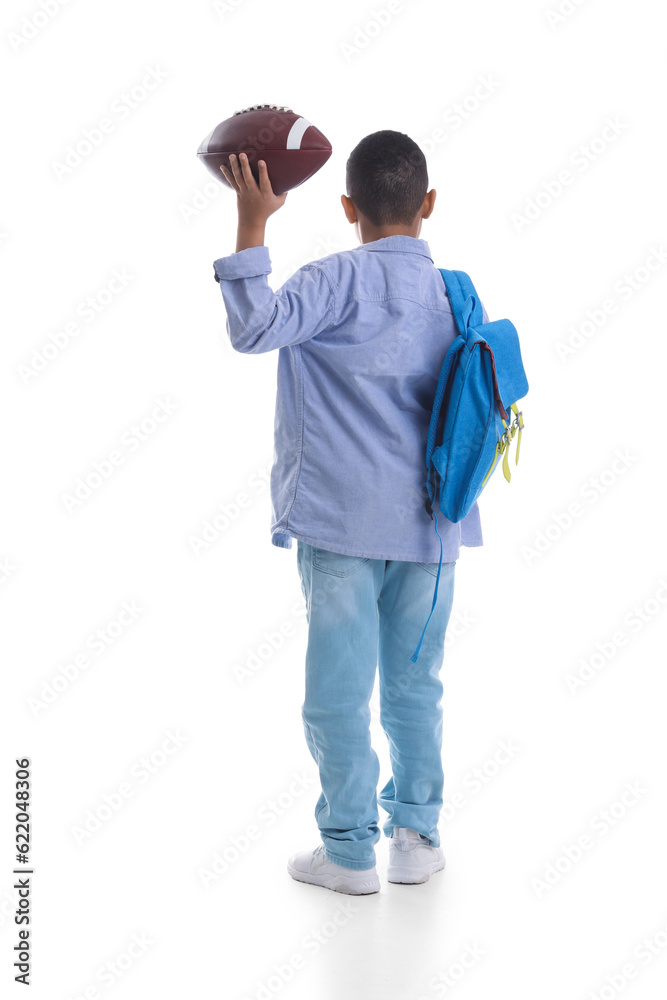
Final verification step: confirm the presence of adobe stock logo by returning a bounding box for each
[338,0,422,63]
[585,914,667,1000]
[60,397,179,513]
[419,76,501,157]
[7,0,73,53]
[564,577,667,694]
[50,66,169,179]
[27,601,144,716]
[511,117,628,234]
[69,731,189,846]
[545,0,593,29]
[521,448,637,566]
[197,772,315,888]
[555,246,667,361]
[188,463,272,554]
[530,781,648,897]
[18,268,134,384]
[212,0,249,15]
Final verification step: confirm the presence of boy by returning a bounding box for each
[213,130,487,894]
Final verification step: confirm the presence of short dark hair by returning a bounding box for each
[345,130,428,227]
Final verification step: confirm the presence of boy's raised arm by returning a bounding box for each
[213,249,336,354]
[213,153,336,353]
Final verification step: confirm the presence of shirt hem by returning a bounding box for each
[271,526,482,562]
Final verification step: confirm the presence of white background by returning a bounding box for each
[2,0,666,997]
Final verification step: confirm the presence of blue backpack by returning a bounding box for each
[410,269,529,662]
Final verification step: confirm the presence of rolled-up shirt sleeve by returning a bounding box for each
[212,245,336,354]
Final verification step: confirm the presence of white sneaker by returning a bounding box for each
[387,826,446,884]
[287,845,380,894]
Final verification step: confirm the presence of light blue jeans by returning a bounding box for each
[296,541,456,871]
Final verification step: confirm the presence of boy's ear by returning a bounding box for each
[421,189,436,220]
[340,194,357,224]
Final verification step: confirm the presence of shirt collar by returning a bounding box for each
[358,234,433,261]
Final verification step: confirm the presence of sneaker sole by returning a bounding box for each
[387,857,446,884]
[287,863,380,894]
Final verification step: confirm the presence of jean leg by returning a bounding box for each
[377,559,456,847]
[296,541,384,871]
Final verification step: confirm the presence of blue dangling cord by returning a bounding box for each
[410,469,444,663]
[409,286,474,663]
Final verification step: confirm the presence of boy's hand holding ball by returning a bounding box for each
[220,153,287,252]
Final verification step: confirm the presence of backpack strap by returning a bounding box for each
[440,269,483,335]
[425,269,482,471]
[424,334,463,473]
[411,270,483,664]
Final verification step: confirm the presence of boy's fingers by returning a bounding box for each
[257,159,273,195]
[219,163,234,189]
[238,152,256,188]
[219,163,238,192]
[228,153,246,188]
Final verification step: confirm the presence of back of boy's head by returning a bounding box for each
[345,130,428,227]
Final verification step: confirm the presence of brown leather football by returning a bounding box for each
[197,104,332,195]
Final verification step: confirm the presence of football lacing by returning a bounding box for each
[233,103,293,115]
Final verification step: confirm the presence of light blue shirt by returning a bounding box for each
[213,234,484,562]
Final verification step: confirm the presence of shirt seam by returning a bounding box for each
[340,295,452,310]
[306,262,337,323]
[302,262,452,315]
[281,343,305,529]
[362,248,433,260]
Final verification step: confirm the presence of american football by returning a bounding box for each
[196,104,332,195]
